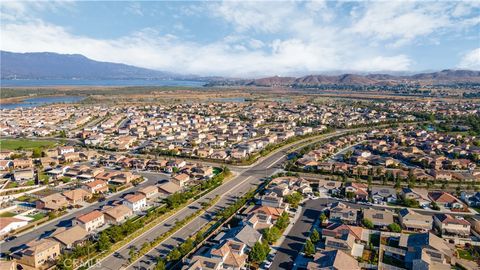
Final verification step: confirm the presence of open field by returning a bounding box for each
[0,139,57,150]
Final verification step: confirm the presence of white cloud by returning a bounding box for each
[125,2,144,16]
[1,1,478,76]
[351,55,412,72]
[212,1,297,33]
[349,2,451,45]
[0,19,413,77]
[458,48,480,70]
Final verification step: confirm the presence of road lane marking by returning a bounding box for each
[126,175,254,269]
[266,156,284,169]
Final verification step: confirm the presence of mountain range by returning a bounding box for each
[208,70,480,87]
[1,51,179,80]
[1,51,479,86]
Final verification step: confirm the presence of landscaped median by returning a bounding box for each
[55,168,232,270]
[154,173,280,270]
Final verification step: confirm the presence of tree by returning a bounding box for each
[128,246,137,262]
[263,227,281,244]
[249,241,268,263]
[167,248,182,262]
[319,213,327,224]
[284,192,303,208]
[32,148,42,158]
[310,228,320,243]
[98,232,111,251]
[362,218,374,229]
[388,223,402,233]
[154,259,166,270]
[195,231,204,244]
[275,212,290,230]
[304,239,315,257]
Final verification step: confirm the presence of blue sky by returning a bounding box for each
[1,1,479,77]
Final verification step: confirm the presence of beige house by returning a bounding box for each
[51,225,88,249]
[36,193,69,211]
[103,205,133,225]
[138,185,159,199]
[398,208,432,232]
[14,239,60,270]
[307,250,360,270]
[84,179,109,194]
[433,214,470,238]
[62,188,92,204]
[171,173,190,187]
[73,210,105,232]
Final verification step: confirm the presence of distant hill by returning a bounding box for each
[207,70,480,87]
[0,51,177,80]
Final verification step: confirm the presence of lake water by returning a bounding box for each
[1,79,206,87]
[1,96,86,110]
[211,97,247,103]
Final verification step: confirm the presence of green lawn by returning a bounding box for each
[0,139,57,150]
[0,212,16,217]
[457,249,473,260]
[27,213,46,221]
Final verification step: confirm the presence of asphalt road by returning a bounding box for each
[0,171,170,254]
[101,151,285,270]
[270,199,325,270]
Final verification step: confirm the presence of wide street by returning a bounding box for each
[99,130,351,270]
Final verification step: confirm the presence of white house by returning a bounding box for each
[123,193,147,211]
[0,217,28,235]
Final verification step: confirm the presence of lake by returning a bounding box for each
[1,79,206,87]
[1,96,86,110]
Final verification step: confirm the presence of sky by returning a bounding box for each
[1,1,479,77]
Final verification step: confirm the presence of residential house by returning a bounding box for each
[322,223,366,257]
[0,217,28,235]
[51,225,88,250]
[62,189,92,204]
[123,193,147,211]
[363,209,394,229]
[83,179,108,194]
[328,202,358,225]
[209,239,248,270]
[73,210,105,232]
[36,193,69,211]
[13,168,34,182]
[433,214,470,238]
[13,159,33,169]
[371,187,397,204]
[186,256,223,270]
[232,224,262,248]
[171,173,190,187]
[138,185,158,199]
[13,239,60,270]
[428,191,466,210]
[398,208,432,232]
[344,182,368,201]
[103,205,133,225]
[307,250,361,270]
[380,232,455,270]
[260,192,287,209]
